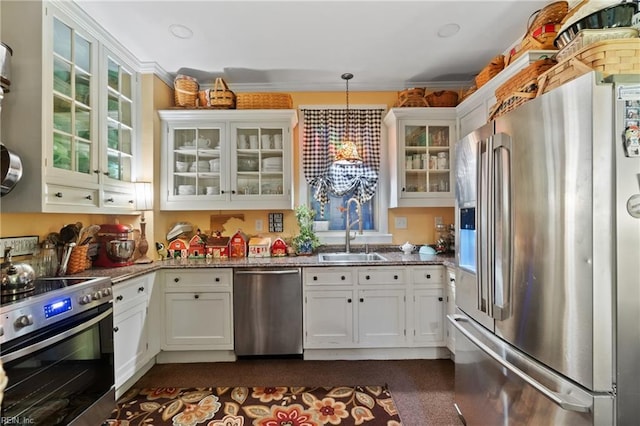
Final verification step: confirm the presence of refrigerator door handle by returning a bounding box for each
[491,133,512,320]
[448,314,592,413]
[477,138,489,314]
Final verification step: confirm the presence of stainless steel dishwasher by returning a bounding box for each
[233,268,303,356]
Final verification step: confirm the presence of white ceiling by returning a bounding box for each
[75,0,552,91]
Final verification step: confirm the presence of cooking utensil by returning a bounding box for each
[1,143,23,197]
[60,223,79,244]
[56,242,76,276]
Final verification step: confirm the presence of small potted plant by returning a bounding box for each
[292,204,321,255]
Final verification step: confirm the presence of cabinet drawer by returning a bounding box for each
[113,275,149,314]
[304,268,354,286]
[45,184,99,208]
[412,266,444,285]
[102,188,136,211]
[358,268,405,285]
[164,269,232,290]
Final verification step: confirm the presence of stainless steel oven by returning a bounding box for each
[1,276,115,425]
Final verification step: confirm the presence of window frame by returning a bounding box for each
[297,105,392,245]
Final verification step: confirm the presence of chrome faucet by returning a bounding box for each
[345,197,362,253]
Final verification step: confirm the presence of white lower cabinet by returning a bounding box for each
[113,273,156,389]
[162,269,233,350]
[303,266,407,349]
[411,266,446,346]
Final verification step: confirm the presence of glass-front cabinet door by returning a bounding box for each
[103,54,134,185]
[51,16,97,183]
[168,125,225,200]
[231,124,286,200]
[401,120,452,195]
[384,108,456,208]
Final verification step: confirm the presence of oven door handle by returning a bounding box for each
[1,307,113,364]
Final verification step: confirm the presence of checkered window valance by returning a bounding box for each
[301,108,384,210]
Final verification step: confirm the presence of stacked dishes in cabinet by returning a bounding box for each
[173,130,221,196]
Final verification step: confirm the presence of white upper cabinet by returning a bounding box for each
[0,1,140,213]
[158,109,297,211]
[384,108,456,208]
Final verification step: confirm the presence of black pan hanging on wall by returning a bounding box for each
[1,142,23,197]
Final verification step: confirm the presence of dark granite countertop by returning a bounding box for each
[73,249,456,284]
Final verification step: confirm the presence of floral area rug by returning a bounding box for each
[106,385,403,426]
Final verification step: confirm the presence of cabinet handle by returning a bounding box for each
[85,194,92,200]
[106,197,115,203]
[438,297,444,302]
[94,170,100,174]
[393,275,398,280]
[313,276,318,281]
[341,276,345,280]
[221,190,226,194]
[174,278,180,283]
[231,190,236,194]
[113,326,119,332]
[103,171,109,176]
[129,199,134,204]
[55,192,63,198]
[194,294,200,299]
[402,187,406,192]
[365,275,370,280]
[138,286,145,292]
[450,278,456,282]
[347,298,352,303]
[359,298,364,302]
[426,274,431,279]
[116,295,123,301]
[215,277,220,282]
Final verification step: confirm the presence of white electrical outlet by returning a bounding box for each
[395,217,407,229]
[255,219,263,232]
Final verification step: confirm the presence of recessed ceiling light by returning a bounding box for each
[169,24,193,39]
[437,23,460,38]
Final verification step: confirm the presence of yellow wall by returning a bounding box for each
[0,79,453,254]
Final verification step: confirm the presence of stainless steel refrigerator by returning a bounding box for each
[449,71,640,425]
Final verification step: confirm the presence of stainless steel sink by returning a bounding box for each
[318,252,387,263]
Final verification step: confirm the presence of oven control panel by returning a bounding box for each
[0,277,112,346]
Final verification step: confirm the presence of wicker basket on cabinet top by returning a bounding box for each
[174,74,199,108]
[425,90,459,107]
[475,55,505,89]
[236,93,293,109]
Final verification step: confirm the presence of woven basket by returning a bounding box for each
[495,58,557,102]
[489,81,539,120]
[475,55,505,89]
[210,78,235,109]
[236,92,293,109]
[174,74,199,108]
[396,88,428,107]
[67,244,90,275]
[507,24,562,65]
[555,28,639,62]
[425,90,459,107]
[538,38,640,96]
[528,1,569,32]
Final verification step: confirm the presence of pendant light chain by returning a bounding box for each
[342,72,353,140]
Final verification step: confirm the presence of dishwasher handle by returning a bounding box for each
[234,269,300,276]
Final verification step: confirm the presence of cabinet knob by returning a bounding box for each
[113,326,119,332]
[94,170,100,174]
[359,298,364,303]
[450,278,455,282]
[341,276,345,280]
[103,171,109,176]
[116,295,124,301]
[55,192,63,198]
[85,194,92,200]
[426,274,431,279]
[215,277,220,282]
[347,298,352,303]
[129,199,134,204]
[194,294,200,299]
[221,190,226,194]
[313,276,318,281]
[231,190,236,194]
[174,277,180,283]
[138,286,145,292]
[438,297,443,302]
[393,275,398,280]
[402,187,406,192]
[365,275,370,280]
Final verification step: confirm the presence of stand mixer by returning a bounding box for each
[92,224,135,267]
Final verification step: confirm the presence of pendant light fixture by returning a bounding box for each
[334,72,363,164]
